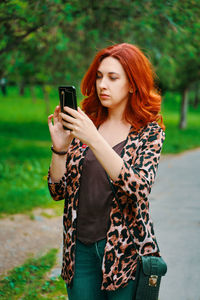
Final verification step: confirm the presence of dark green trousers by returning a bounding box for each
[66,238,139,300]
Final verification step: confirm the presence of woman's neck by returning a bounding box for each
[107,107,124,123]
[107,109,131,129]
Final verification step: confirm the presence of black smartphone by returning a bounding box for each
[58,86,77,130]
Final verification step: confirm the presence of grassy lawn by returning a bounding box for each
[0,86,64,217]
[161,92,200,153]
[0,249,67,299]
[0,86,199,217]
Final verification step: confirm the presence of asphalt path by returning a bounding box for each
[149,148,200,300]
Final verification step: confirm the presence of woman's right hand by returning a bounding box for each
[48,105,73,152]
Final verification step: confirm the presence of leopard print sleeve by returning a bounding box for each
[47,167,67,201]
[113,122,165,198]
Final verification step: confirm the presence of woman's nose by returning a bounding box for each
[99,77,107,89]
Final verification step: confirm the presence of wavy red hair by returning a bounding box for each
[81,43,165,131]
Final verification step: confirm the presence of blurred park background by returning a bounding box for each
[0,0,199,299]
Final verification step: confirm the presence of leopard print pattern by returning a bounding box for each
[47,122,165,291]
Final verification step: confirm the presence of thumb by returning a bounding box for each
[78,107,86,116]
[48,114,54,131]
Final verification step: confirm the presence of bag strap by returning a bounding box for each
[106,173,160,255]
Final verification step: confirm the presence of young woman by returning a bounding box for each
[47,43,165,300]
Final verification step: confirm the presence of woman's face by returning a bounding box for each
[96,56,131,111]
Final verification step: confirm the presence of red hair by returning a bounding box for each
[81,43,165,131]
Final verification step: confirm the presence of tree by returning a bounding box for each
[159,1,199,128]
[1,0,199,128]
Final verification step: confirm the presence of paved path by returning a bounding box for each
[0,208,63,276]
[150,148,200,300]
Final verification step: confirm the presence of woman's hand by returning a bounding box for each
[48,105,73,151]
[59,106,125,182]
[60,107,100,147]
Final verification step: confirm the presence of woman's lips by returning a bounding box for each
[100,94,110,99]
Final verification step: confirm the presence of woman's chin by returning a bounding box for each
[100,102,110,108]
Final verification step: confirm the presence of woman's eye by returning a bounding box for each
[110,77,118,80]
[96,74,102,79]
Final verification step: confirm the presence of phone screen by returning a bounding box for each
[58,86,77,113]
[58,86,77,130]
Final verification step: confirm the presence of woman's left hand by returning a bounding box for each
[59,107,99,146]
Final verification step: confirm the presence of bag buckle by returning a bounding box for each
[149,275,158,287]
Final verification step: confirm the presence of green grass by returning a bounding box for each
[0,86,65,217]
[0,248,67,299]
[0,86,199,216]
[161,91,200,153]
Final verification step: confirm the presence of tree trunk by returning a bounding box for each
[194,82,199,109]
[30,85,36,103]
[42,86,50,115]
[179,87,188,129]
[19,81,25,95]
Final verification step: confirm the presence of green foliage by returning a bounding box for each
[0,248,67,299]
[0,0,199,92]
[156,0,200,91]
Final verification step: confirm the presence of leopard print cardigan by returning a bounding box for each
[47,121,165,291]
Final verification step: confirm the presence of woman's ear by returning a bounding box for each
[129,86,133,93]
